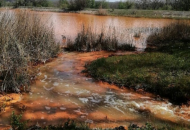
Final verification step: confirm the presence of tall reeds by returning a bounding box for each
[66,25,135,52]
[0,10,60,92]
[147,21,190,46]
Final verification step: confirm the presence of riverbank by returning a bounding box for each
[79,9,190,19]
[1,7,190,19]
[85,49,190,104]
[31,8,190,19]
[1,51,189,130]
[0,7,62,12]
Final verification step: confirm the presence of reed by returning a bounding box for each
[147,21,190,47]
[66,25,135,52]
[97,8,108,15]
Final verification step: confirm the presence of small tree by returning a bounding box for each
[90,0,95,8]
[59,0,68,9]
[67,0,87,11]
[0,0,5,7]
[87,0,95,8]
[172,0,190,11]
[118,1,125,9]
[13,0,25,8]
[125,2,133,9]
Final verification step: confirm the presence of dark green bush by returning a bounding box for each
[11,111,28,130]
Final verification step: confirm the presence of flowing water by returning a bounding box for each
[1,10,190,129]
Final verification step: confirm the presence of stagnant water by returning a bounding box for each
[42,12,178,50]
[1,11,190,129]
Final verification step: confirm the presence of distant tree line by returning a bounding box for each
[13,0,51,8]
[112,0,189,11]
[59,0,108,11]
[130,0,190,11]
[0,0,189,11]
[0,0,5,7]
[171,0,190,11]
[61,0,190,11]
[0,0,52,7]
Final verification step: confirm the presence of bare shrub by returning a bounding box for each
[0,10,60,92]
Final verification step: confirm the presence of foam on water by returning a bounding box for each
[60,107,66,111]
[53,82,59,86]
[45,106,51,110]
[79,98,89,104]
[76,89,90,95]
[43,86,54,91]
[85,119,93,124]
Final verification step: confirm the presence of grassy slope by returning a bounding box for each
[85,44,190,104]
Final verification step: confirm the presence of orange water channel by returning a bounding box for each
[1,10,190,129]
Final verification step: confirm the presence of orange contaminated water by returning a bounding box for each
[0,10,190,129]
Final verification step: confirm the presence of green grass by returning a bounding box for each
[85,46,190,104]
[85,21,190,104]
[11,111,28,130]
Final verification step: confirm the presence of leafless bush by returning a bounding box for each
[0,10,60,92]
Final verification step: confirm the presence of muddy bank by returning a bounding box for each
[4,7,190,19]
[78,9,190,19]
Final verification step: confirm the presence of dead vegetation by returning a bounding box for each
[66,25,135,52]
[0,10,60,93]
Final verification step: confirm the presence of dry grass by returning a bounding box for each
[96,9,108,15]
[0,10,60,92]
[66,25,135,52]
